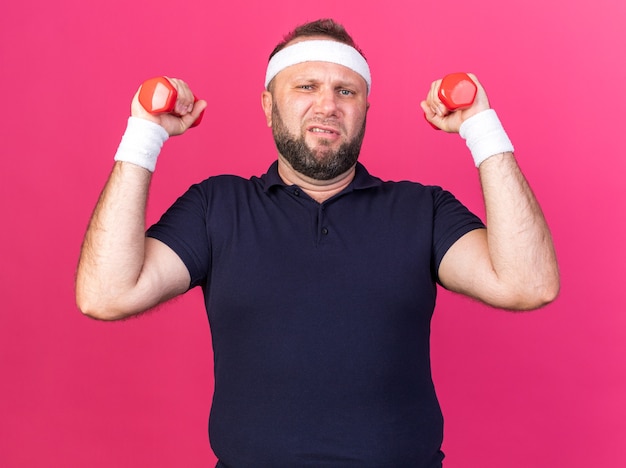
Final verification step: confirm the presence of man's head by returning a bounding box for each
[262,19,370,181]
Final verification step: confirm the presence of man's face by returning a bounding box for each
[263,57,369,181]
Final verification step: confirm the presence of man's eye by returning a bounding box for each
[298,85,314,90]
[339,89,354,96]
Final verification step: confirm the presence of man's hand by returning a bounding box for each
[420,73,490,133]
[131,77,207,136]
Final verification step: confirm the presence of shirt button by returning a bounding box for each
[321,227,329,235]
[294,189,300,196]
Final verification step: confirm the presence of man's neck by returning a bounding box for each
[277,157,356,203]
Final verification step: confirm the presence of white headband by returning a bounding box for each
[265,40,371,95]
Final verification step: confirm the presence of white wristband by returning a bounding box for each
[459,109,514,167]
[114,117,169,172]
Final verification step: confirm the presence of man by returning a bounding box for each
[76,18,559,467]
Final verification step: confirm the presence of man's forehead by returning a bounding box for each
[278,61,368,88]
[265,39,372,95]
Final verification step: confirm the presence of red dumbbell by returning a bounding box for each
[425,72,477,129]
[438,72,477,110]
[138,76,204,128]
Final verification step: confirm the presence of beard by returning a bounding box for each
[271,102,366,181]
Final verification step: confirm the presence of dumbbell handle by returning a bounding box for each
[138,76,204,128]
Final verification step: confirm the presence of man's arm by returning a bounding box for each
[76,78,207,320]
[422,75,560,310]
[438,152,559,310]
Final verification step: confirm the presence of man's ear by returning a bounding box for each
[261,91,273,127]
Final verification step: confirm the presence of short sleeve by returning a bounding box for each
[146,182,211,289]
[431,187,485,281]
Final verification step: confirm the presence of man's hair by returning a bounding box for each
[268,18,366,60]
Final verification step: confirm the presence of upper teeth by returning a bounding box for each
[312,128,332,133]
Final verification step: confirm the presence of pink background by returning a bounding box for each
[1,0,625,466]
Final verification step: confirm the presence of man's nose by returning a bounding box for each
[313,88,339,115]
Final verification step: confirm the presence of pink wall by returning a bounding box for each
[1,0,625,466]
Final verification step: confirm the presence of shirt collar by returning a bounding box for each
[261,161,382,193]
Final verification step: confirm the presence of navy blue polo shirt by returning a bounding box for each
[147,161,484,467]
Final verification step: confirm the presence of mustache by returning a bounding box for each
[305,117,342,128]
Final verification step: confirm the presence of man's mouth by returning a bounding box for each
[308,125,339,136]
